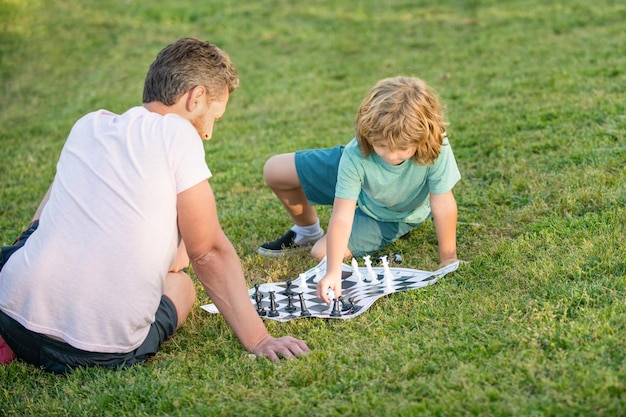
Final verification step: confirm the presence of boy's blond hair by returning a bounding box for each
[355,76,446,165]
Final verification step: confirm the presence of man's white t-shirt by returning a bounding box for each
[0,107,210,353]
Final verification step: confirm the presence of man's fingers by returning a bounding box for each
[253,336,311,361]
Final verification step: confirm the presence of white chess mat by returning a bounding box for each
[201,258,459,322]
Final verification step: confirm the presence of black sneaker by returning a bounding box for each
[257,229,323,256]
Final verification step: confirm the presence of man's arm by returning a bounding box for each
[176,180,310,361]
[429,190,459,266]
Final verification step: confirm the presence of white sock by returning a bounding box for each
[291,220,323,244]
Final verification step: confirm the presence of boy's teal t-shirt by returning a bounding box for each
[335,137,461,224]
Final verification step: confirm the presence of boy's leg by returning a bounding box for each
[263,153,318,226]
[259,148,343,255]
[311,235,353,261]
[343,209,419,259]
[259,153,325,254]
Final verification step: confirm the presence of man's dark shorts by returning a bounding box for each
[0,221,179,373]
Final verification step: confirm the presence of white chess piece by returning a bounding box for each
[381,255,392,277]
[298,272,308,291]
[381,255,394,291]
[351,258,364,286]
[363,255,378,283]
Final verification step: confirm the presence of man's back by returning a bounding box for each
[0,107,210,353]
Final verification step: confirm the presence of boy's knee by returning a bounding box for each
[263,153,296,188]
[310,240,326,261]
[262,155,280,185]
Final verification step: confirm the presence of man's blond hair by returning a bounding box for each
[143,38,239,105]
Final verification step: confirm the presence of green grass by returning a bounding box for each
[1,0,625,415]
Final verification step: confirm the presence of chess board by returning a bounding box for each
[201,257,459,322]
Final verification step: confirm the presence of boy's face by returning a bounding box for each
[372,144,417,165]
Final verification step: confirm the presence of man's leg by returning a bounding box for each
[165,242,196,330]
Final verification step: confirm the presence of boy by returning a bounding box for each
[257,76,461,304]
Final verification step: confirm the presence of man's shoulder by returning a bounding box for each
[118,107,196,136]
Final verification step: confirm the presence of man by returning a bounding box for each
[0,38,310,373]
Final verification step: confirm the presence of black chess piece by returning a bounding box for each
[253,284,264,303]
[268,291,279,317]
[298,292,311,317]
[256,297,266,316]
[253,284,265,316]
[285,293,297,313]
[340,296,353,312]
[330,298,342,317]
[393,253,403,264]
[281,280,294,296]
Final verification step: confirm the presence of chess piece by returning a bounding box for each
[285,293,297,313]
[363,255,378,283]
[298,292,311,317]
[330,298,342,317]
[380,255,389,269]
[253,283,264,301]
[298,273,308,291]
[381,255,394,291]
[253,284,265,316]
[351,258,364,286]
[282,280,294,296]
[349,297,362,314]
[340,295,353,312]
[256,296,266,316]
[268,291,279,317]
[269,286,279,307]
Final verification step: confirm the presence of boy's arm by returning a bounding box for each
[317,197,356,304]
[429,190,459,266]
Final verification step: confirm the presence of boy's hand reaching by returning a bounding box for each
[317,272,342,304]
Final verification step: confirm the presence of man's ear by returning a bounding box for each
[185,85,206,112]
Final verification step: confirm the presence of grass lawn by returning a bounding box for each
[1,0,625,415]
